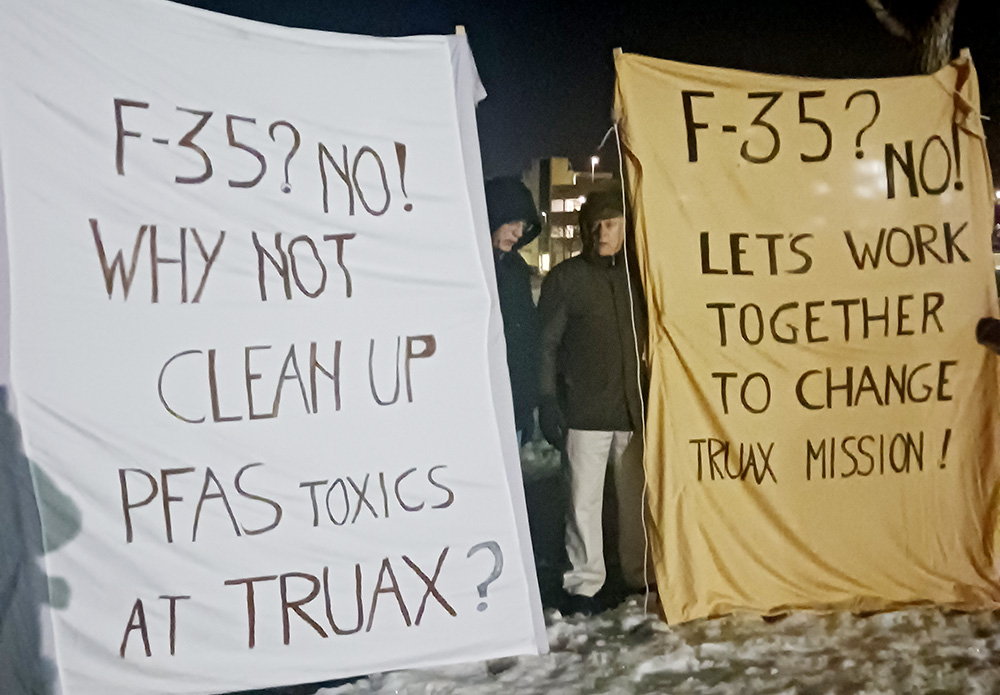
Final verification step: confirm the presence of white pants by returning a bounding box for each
[562,429,651,597]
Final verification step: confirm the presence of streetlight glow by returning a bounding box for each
[590,155,599,181]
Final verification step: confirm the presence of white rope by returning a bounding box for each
[612,121,652,617]
[598,124,616,152]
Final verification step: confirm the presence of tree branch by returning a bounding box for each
[864,0,913,41]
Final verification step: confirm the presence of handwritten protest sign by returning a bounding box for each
[615,51,1000,623]
[0,0,546,693]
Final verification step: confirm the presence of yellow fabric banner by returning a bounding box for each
[614,51,1000,623]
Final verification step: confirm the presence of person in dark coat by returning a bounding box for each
[484,177,541,444]
[537,187,650,614]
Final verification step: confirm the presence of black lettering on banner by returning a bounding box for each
[310,341,341,413]
[368,333,438,406]
[700,232,726,274]
[885,141,918,198]
[317,144,397,217]
[740,92,781,164]
[269,120,301,193]
[159,595,190,656]
[226,115,267,188]
[710,371,771,414]
[369,337,401,406]
[379,472,390,518]
[844,224,968,270]
[797,91,832,162]
[224,575,278,649]
[845,89,880,158]
[428,465,455,509]
[884,134,956,199]
[806,432,925,480]
[795,361,958,411]
[270,345,310,417]
[119,599,151,658]
[235,463,283,535]
[352,146,391,216]
[252,232,291,301]
[681,90,714,162]
[707,302,735,346]
[730,234,752,275]
[711,372,737,414]
[804,301,827,343]
[771,302,799,343]
[191,467,242,542]
[252,232,354,301]
[319,144,354,215]
[188,229,225,302]
[208,349,243,423]
[161,468,195,543]
[923,292,945,333]
[244,345,274,420]
[119,468,158,543]
[689,439,776,484]
[394,468,424,512]
[149,226,175,303]
[920,135,951,195]
[403,548,455,624]
[326,479,350,526]
[756,233,782,275]
[739,304,764,344]
[91,219,147,300]
[788,234,813,274]
[324,565,364,635]
[114,98,149,176]
[300,480,328,527]
[367,558,411,632]
[349,474,378,523]
[175,108,214,184]
[281,573,328,645]
[739,373,771,413]
[301,466,455,525]
[288,235,327,298]
[405,335,437,402]
[224,552,456,648]
[323,234,356,298]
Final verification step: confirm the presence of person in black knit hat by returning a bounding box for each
[484,176,541,444]
[537,187,651,615]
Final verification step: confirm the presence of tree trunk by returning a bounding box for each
[865,0,960,74]
[913,0,959,74]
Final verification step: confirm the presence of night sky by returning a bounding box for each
[173,0,998,179]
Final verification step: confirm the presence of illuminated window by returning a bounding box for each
[564,198,576,212]
[565,225,575,238]
[551,199,564,212]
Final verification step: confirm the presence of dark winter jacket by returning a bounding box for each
[484,177,542,434]
[538,192,647,433]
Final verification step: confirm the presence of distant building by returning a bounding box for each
[519,157,616,273]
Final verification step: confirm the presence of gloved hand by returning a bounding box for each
[519,416,535,444]
[538,396,566,450]
[977,317,1000,355]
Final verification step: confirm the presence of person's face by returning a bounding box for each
[492,220,524,252]
[595,216,625,256]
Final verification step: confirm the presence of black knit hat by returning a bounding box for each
[484,177,542,250]
[578,188,624,236]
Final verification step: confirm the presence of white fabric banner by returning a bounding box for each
[0,1,546,693]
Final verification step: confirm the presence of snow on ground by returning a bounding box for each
[308,438,1000,694]
[318,599,1000,695]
